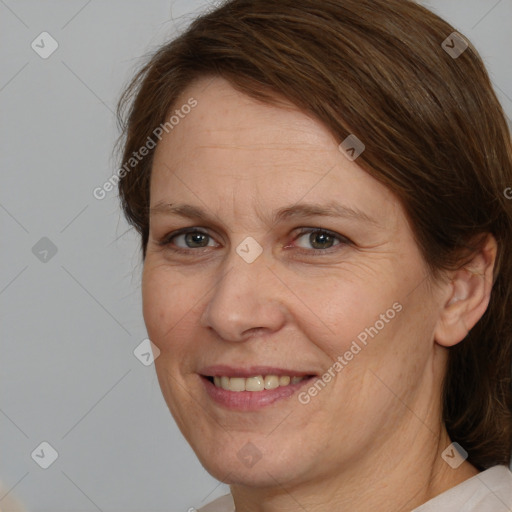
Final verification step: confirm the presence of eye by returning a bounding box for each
[291,228,350,253]
[158,228,217,252]
[157,227,351,256]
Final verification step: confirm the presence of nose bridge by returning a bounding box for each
[200,244,287,342]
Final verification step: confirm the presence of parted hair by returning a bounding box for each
[116,0,512,469]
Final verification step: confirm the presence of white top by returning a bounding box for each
[197,465,512,512]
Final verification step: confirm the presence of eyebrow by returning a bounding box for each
[149,201,380,227]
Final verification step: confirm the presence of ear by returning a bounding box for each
[435,234,497,347]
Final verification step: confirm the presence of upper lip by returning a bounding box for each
[199,365,317,378]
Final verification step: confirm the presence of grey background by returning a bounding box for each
[1,1,511,511]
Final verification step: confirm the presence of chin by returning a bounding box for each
[190,433,313,488]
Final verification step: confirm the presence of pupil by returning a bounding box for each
[186,232,207,247]
[311,232,333,249]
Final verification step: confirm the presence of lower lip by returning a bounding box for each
[201,376,314,411]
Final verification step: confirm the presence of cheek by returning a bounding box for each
[287,271,403,362]
[141,263,200,350]
[288,263,434,408]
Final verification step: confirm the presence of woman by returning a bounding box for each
[116,0,512,510]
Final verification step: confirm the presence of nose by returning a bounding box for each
[199,249,288,343]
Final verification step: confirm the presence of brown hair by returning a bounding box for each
[116,0,512,469]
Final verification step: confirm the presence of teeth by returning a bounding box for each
[229,377,246,392]
[264,375,279,390]
[279,376,291,386]
[246,376,264,391]
[211,375,307,392]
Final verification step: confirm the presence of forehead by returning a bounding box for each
[157,76,337,162]
[149,76,400,229]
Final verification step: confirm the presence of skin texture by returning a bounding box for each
[142,76,496,512]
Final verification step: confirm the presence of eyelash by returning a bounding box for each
[157,227,351,256]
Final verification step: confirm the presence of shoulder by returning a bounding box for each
[0,480,26,511]
[413,465,512,512]
[196,493,235,512]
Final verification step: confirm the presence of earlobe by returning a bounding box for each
[435,234,497,347]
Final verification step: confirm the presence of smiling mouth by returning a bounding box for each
[205,374,315,392]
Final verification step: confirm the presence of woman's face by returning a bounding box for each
[143,76,448,488]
